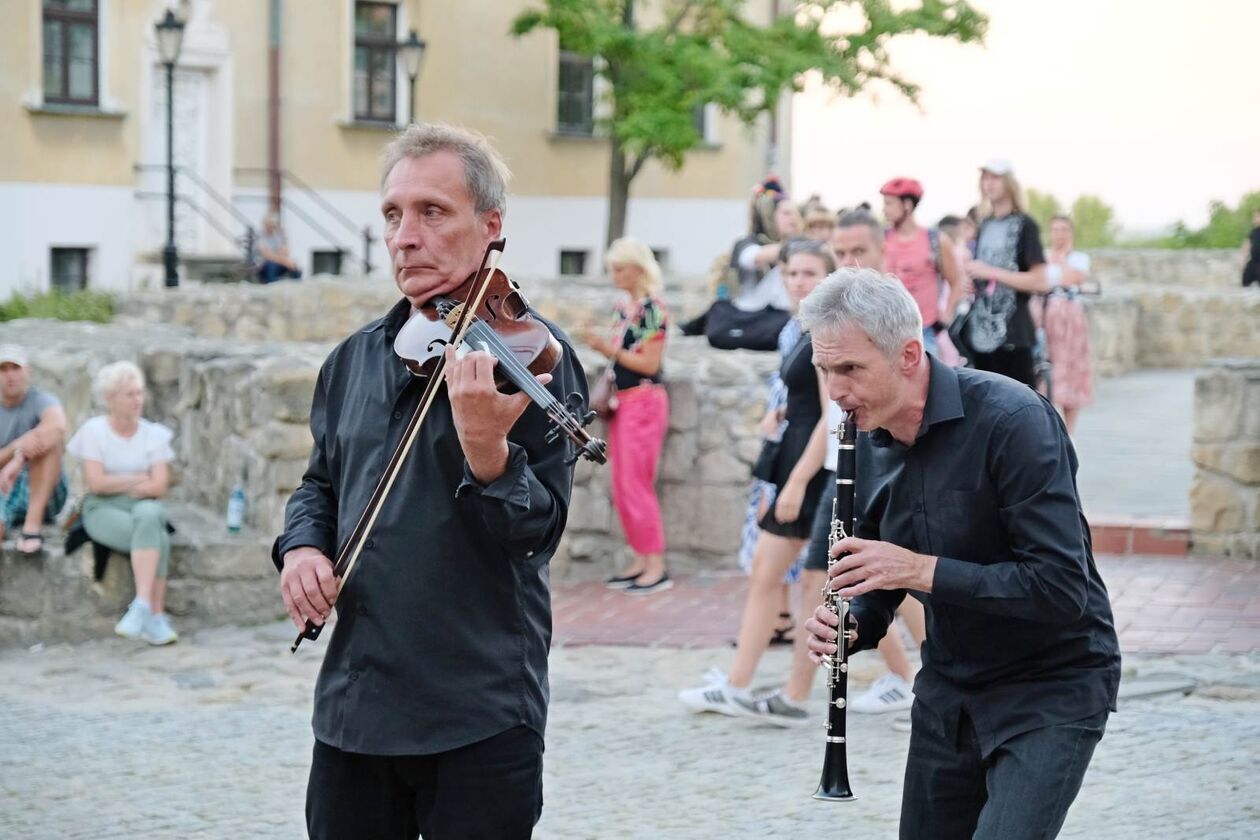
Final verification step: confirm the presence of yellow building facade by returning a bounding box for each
[2,0,789,295]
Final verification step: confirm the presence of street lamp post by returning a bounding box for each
[398,28,427,125]
[155,10,186,288]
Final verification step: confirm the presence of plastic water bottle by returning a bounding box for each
[226,484,246,533]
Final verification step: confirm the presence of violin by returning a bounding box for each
[291,239,605,653]
[393,243,607,464]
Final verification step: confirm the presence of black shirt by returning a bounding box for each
[272,298,586,755]
[611,295,668,391]
[973,213,1046,349]
[849,354,1120,758]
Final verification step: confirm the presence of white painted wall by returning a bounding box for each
[0,183,137,297]
[0,182,746,299]
[233,187,747,281]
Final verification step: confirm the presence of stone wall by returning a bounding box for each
[117,274,714,344]
[1090,248,1241,289]
[1191,359,1260,559]
[1086,288,1260,376]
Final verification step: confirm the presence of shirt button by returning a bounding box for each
[393,410,403,420]
[357,604,367,616]
[914,503,923,513]
[365,538,375,549]
[348,671,359,683]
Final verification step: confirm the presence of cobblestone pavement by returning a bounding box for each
[1,619,1257,839]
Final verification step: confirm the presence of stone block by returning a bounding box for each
[250,421,315,460]
[1189,474,1245,533]
[659,432,699,482]
[0,551,48,618]
[567,485,613,534]
[1193,370,1242,443]
[164,578,285,625]
[666,380,698,432]
[698,448,752,485]
[661,482,745,555]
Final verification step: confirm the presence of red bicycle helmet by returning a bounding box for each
[879,177,924,200]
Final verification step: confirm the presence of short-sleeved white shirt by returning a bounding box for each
[67,416,175,475]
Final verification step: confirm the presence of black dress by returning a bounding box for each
[758,332,831,539]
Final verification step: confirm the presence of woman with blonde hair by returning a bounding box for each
[959,159,1049,386]
[581,238,672,594]
[67,361,178,644]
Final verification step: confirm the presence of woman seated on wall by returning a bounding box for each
[67,361,178,645]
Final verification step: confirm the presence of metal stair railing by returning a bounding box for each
[235,167,375,274]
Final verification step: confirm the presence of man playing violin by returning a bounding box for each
[273,122,588,839]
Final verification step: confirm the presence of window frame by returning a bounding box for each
[50,246,91,293]
[559,249,589,277]
[352,1,399,124]
[42,0,100,107]
[556,49,595,136]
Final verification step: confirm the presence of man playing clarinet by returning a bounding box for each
[273,122,587,839]
[802,267,1120,839]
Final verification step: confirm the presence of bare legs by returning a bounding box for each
[783,569,828,703]
[729,532,807,689]
[1061,405,1080,436]
[15,445,62,552]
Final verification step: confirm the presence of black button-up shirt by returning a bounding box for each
[849,355,1120,758]
[272,298,586,756]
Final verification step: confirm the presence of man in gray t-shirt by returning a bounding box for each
[0,345,68,553]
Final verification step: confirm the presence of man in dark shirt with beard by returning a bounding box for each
[803,267,1120,839]
[274,123,587,839]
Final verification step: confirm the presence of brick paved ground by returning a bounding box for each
[554,553,1260,655]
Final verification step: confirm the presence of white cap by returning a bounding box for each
[0,345,28,367]
[979,157,1013,176]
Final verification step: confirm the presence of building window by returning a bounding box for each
[692,104,707,139]
[557,50,594,136]
[559,250,588,276]
[353,1,398,123]
[651,249,669,272]
[42,0,99,106]
[311,249,344,276]
[50,247,90,292]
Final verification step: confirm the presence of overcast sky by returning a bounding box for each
[791,0,1259,235]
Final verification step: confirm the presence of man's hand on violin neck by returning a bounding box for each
[443,346,552,485]
[280,547,338,631]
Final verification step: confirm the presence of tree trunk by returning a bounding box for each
[606,134,630,246]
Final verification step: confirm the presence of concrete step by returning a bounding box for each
[0,502,281,648]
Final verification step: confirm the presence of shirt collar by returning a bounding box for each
[869,353,965,448]
[364,297,415,342]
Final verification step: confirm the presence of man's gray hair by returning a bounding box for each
[798,267,923,358]
[380,122,512,215]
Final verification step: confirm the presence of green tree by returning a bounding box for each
[1070,194,1117,248]
[1025,187,1062,237]
[1149,191,1260,248]
[513,0,987,246]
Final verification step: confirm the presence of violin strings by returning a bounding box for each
[463,321,563,408]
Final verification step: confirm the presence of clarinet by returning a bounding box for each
[813,416,858,802]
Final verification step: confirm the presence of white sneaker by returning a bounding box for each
[732,690,811,728]
[140,612,179,646]
[114,600,151,640]
[850,673,914,714]
[678,676,750,716]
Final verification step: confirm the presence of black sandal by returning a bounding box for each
[17,531,45,556]
[769,611,795,646]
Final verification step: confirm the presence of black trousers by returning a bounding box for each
[899,703,1106,840]
[306,725,544,840]
[970,347,1035,387]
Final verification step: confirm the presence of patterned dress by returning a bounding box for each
[1043,251,1094,410]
